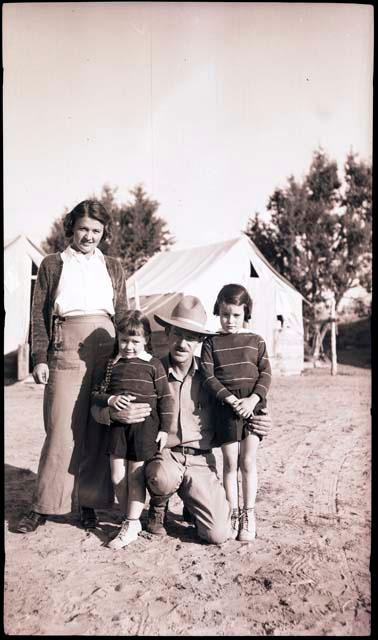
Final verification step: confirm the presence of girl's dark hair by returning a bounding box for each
[213,283,253,321]
[63,200,112,242]
[116,310,152,353]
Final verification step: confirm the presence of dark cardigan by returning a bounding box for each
[31,252,128,366]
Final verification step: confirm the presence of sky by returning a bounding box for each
[3,2,374,250]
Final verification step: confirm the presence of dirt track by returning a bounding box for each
[4,363,371,636]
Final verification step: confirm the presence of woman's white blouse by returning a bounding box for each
[54,246,115,317]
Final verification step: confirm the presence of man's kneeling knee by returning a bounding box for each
[145,455,182,496]
[197,523,230,545]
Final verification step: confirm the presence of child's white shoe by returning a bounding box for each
[238,508,256,542]
[108,519,142,550]
[230,508,240,540]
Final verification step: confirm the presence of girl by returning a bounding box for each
[200,283,271,542]
[92,310,174,550]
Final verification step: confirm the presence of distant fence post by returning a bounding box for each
[330,297,337,376]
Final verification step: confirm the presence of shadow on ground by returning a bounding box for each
[4,464,37,528]
[4,464,201,544]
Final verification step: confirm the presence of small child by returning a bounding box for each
[92,310,174,550]
[200,283,271,542]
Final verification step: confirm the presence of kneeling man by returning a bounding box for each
[94,296,272,544]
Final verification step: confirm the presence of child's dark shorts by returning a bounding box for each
[107,410,160,462]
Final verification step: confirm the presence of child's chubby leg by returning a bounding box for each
[238,433,260,541]
[108,459,145,550]
[109,455,128,516]
[221,441,241,540]
[126,460,146,520]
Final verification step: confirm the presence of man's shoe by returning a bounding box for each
[238,507,256,542]
[15,510,46,534]
[146,502,168,536]
[80,506,98,529]
[182,505,195,525]
[108,519,142,550]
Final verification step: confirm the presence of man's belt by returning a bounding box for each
[171,446,212,456]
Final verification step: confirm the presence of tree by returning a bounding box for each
[337,152,372,296]
[116,184,174,278]
[247,150,341,307]
[41,184,175,278]
[41,209,69,254]
[245,149,372,359]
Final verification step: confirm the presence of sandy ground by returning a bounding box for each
[4,363,371,636]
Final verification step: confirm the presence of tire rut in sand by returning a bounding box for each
[277,422,365,634]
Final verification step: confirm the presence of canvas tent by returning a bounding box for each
[4,235,45,372]
[126,234,305,375]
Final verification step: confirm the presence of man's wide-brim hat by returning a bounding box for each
[154,295,214,336]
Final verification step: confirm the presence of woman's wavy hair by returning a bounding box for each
[63,200,112,243]
[116,310,153,354]
[213,283,253,321]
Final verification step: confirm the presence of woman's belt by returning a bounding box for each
[53,313,112,322]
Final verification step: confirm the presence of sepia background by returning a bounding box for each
[3,2,373,249]
[3,2,372,636]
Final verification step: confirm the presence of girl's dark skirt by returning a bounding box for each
[214,385,266,447]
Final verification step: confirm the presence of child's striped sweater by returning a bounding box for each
[200,331,271,403]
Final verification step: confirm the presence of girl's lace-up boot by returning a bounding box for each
[238,507,256,542]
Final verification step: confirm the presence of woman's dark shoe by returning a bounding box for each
[15,510,46,534]
[80,506,98,529]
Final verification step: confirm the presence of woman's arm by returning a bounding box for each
[31,258,51,367]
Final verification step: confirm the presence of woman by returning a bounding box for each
[16,200,128,533]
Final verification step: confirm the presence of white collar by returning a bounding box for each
[114,350,153,363]
[138,350,153,362]
[62,245,105,263]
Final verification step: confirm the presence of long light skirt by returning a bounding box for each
[32,315,115,515]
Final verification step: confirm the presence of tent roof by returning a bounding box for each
[4,234,45,253]
[4,234,45,263]
[241,233,302,295]
[127,234,307,302]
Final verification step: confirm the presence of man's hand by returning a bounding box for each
[224,394,238,406]
[33,363,49,385]
[155,430,168,451]
[109,395,152,424]
[249,409,272,438]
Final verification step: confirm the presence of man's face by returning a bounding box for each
[167,326,202,365]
